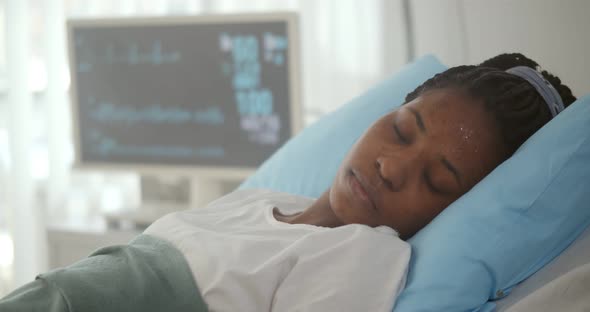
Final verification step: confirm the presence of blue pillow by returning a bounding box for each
[239,55,447,197]
[394,94,590,311]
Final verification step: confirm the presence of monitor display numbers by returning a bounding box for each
[70,18,295,169]
[221,31,288,146]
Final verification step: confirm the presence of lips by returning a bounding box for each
[349,170,377,211]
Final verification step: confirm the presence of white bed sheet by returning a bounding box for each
[503,262,590,312]
[496,225,590,311]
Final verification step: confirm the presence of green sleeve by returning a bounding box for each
[0,277,70,312]
[0,234,208,312]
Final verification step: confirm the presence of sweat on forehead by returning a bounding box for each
[403,89,507,182]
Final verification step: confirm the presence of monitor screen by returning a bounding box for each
[67,13,301,179]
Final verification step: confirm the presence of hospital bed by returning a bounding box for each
[496,225,590,311]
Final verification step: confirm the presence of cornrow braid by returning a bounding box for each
[404,53,577,155]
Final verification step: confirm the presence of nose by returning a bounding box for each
[376,150,420,191]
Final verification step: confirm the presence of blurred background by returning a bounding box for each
[0,0,588,296]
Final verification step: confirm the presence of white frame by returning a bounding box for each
[66,12,302,181]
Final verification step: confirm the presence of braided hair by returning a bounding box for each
[404,53,576,156]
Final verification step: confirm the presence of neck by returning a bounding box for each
[275,190,344,228]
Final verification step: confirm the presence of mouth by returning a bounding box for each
[348,169,378,211]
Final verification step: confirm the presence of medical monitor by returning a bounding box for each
[67,12,301,181]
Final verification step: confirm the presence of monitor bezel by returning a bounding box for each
[66,12,302,181]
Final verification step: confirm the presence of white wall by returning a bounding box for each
[411,0,590,97]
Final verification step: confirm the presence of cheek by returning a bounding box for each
[380,192,451,233]
[414,198,457,235]
[330,171,346,204]
[329,171,351,215]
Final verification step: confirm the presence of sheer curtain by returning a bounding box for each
[0,0,408,295]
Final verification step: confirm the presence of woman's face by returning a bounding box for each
[329,88,508,239]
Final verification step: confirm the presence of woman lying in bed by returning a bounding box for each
[0,53,576,312]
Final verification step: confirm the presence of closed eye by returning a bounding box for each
[423,171,445,195]
[393,122,410,145]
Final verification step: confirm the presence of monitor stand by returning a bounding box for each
[104,175,227,229]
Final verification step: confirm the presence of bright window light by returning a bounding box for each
[0,232,13,298]
[0,233,13,267]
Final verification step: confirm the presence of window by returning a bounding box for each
[0,3,6,90]
[0,232,13,297]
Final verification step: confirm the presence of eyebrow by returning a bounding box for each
[441,157,462,186]
[407,107,426,133]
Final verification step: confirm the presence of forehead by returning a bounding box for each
[403,89,504,183]
[407,89,485,125]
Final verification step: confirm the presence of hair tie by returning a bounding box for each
[506,66,565,118]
